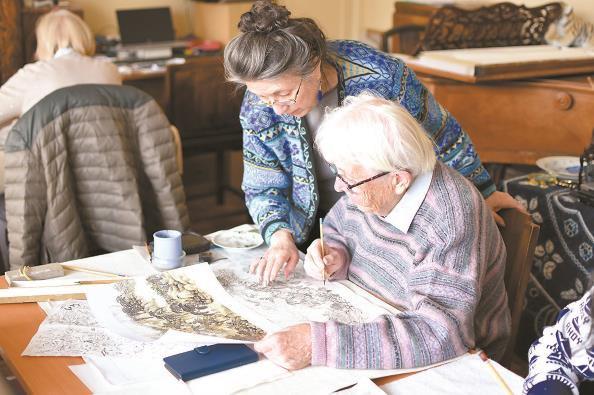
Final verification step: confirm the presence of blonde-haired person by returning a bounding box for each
[0,9,121,271]
[0,9,120,136]
[34,7,96,60]
[253,93,511,371]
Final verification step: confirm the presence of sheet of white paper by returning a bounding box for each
[398,45,594,77]
[239,355,467,395]
[62,249,157,277]
[86,264,272,343]
[75,354,466,395]
[84,354,289,393]
[37,301,56,315]
[0,250,157,302]
[69,363,191,395]
[380,353,524,395]
[335,377,386,395]
[83,355,175,386]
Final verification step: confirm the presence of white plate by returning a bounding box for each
[536,156,581,180]
[212,229,264,250]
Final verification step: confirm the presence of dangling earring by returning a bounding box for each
[317,79,323,103]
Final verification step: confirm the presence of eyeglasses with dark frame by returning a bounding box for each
[248,77,304,107]
[328,162,390,190]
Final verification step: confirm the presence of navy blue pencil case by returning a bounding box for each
[163,344,259,381]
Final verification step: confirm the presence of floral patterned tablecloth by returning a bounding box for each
[504,174,594,356]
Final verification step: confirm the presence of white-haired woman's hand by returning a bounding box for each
[485,190,527,226]
[250,229,300,286]
[304,239,343,281]
[254,323,311,370]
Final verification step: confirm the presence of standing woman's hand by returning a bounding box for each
[250,229,300,285]
[485,190,527,226]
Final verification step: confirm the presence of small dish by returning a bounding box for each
[212,229,264,250]
[536,156,581,180]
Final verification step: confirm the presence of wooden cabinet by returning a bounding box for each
[164,56,245,204]
[391,2,593,165]
[419,73,594,164]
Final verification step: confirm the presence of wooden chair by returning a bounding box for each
[498,208,540,370]
[164,55,245,205]
[381,2,562,55]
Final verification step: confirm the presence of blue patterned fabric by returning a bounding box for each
[504,175,594,358]
[241,40,495,244]
[523,286,594,395]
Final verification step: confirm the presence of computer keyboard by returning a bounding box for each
[116,58,186,74]
[115,58,168,67]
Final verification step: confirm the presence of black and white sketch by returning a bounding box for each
[23,300,202,357]
[212,260,387,327]
[85,264,270,343]
[113,272,266,341]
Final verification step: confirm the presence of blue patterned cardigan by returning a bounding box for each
[240,40,495,244]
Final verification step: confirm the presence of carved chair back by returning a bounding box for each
[419,2,562,54]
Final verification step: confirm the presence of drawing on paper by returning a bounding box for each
[23,300,201,357]
[114,271,265,341]
[212,262,370,327]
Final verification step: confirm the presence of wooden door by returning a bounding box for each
[0,0,24,84]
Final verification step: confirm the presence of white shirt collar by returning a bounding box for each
[53,47,76,59]
[383,168,433,233]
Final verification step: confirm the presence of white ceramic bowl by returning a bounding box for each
[212,230,264,250]
[536,156,581,180]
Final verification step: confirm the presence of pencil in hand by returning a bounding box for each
[479,351,512,395]
[320,218,326,286]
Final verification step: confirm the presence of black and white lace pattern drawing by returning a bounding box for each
[212,262,370,327]
[23,300,201,357]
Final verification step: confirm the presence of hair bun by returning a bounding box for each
[238,0,291,33]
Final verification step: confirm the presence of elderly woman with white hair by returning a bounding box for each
[254,93,511,371]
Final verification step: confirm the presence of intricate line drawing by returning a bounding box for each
[23,300,200,357]
[114,272,265,341]
[212,262,370,327]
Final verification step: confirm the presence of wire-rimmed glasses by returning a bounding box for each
[328,162,390,190]
[248,77,303,107]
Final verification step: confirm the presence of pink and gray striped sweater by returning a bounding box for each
[310,162,511,369]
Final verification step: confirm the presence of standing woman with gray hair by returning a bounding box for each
[224,0,523,285]
[253,93,511,371]
[0,9,121,271]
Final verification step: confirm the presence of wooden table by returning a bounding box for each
[0,275,416,394]
[0,279,89,394]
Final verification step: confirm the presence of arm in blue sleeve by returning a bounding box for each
[241,124,294,244]
[397,64,496,198]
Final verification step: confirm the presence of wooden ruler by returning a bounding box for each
[0,292,87,304]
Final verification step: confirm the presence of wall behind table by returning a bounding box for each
[69,0,191,38]
[69,1,594,40]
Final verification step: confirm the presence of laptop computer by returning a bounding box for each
[116,7,188,49]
